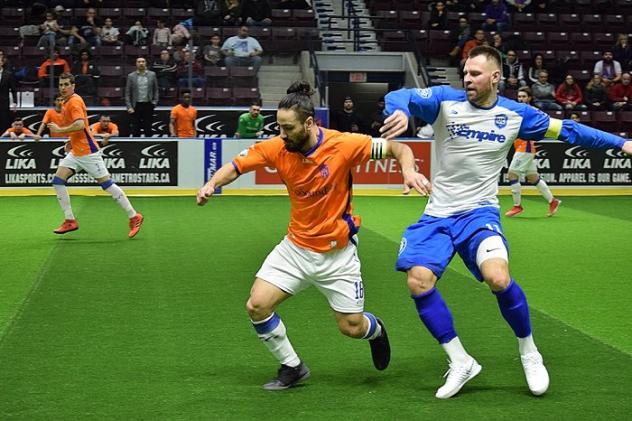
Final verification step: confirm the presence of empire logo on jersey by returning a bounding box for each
[446,122,507,143]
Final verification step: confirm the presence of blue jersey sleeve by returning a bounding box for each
[384,86,462,125]
[557,120,626,149]
[517,103,551,140]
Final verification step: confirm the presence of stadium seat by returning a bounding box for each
[1,7,25,25]
[512,13,535,31]
[579,50,602,67]
[523,32,547,51]
[573,0,593,13]
[592,111,618,132]
[556,50,581,70]
[581,14,604,32]
[558,14,582,32]
[233,87,261,105]
[400,11,423,29]
[411,29,428,54]
[382,30,408,52]
[297,28,321,51]
[535,13,558,32]
[545,110,565,120]
[446,12,466,27]
[571,110,591,123]
[98,8,122,19]
[171,8,194,20]
[395,0,417,11]
[22,46,46,66]
[292,9,317,27]
[197,26,222,38]
[124,45,149,63]
[516,50,532,62]
[603,14,627,33]
[121,8,147,25]
[374,10,399,29]
[3,45,20,63]
[593,33,615,50]
[569,32,595,51]
[0,27,19,45]
[567,69,591,84]
[161,86,178,105]
[467,12,486,28]
[207,87,233,106]
[95,45,124,59]
[547,32,570,51]
[229,66,258,88]
[426,30,452,57]
[368,0,393,14]
[205,66,230,87]
[616,0,632,13]
[189,87,206,105]
[99,65,124,87]
[272,9,293,27]
[97,87,124,105]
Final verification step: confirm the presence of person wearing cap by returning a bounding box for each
[331,96,366,134]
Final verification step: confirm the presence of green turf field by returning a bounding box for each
[1,195,631,420]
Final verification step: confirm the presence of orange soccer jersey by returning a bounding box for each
[42,108,65,138]
[170,104,197,138]
[62,93,99,156]
[90,122,119,135]
[232,128,373,252]
[513,138,536,154]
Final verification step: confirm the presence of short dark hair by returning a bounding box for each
[180,89,191,95]
[468,45,502,70]
[13,117,23,123]
[100,114,111,119]
[278,81,315,123]
[518,86,532,97]
[250,99,262,107]
[59,73,75,84]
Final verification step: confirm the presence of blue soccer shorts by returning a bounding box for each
[396,206,509,281]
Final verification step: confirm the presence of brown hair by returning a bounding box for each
[468,45,502,70]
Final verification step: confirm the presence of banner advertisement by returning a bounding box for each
[0,141,178,187]
[254,141,432,185]
[204,138,223,194]
[499,141,631,186]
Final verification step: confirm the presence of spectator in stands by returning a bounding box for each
[505,0,532,12]
[428,1,448,30]
[101,17,121,46]
[221,0,244,25]
[126,20,150,47]
[461,29,488,67]
[37,47,71,81]
[203,33,224,66]
[35,94,65,140]
[584,74,609,110]
[1,118,35,140]
[71,8,102,47]
[234,99,264,138]
[555,74,587,111]
[500,50,526,93]
[71,49,100,102]
[152,49,178,91]
[152,19,172,47]
[531,70,563,110]
[222,26,264,73]
[90,114,119,145]
[569,112,581,122]
[448,16,471,62]
[243,0,272,26]
[613,33,632,72]
[482,0,510,33]
[177,50,205,88]
[170,89,198,138]
[492,33,509,57]
[37,10,63,48]
[125,57,159,137]
[0,54,18,134]
[593,50,622,86]
[607,72,632,111]
[172,18,193,47]
[368,96,386,138]
[331,96,365,134]
[527,53,547,85]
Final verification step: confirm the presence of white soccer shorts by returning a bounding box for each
[256,236,365,313]
[59,151,110,179]
[508,152,538,176]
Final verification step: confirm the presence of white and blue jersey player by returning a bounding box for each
[381,45,632,400]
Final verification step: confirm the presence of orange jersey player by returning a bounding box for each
[196,81,429,391]
[90,114,119,145]
[1,119,35,140]
[35,94,66,140]
[48,73,144,238]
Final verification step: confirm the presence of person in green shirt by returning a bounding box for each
[235,100,265,138]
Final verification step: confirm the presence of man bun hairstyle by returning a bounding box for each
[468,45,502,70]
[279,81,315,123]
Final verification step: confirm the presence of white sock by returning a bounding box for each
[518,334,539,355]
[362,313,383,340]
[441,337,471,364]
[253,314,300,367]
[535,179,554,203]
[510,181,522,206]
[105,183,137,218]
[54,184,75,220]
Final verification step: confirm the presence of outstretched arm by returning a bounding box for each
[196,162,240,206]
[548,118,629,153]
[370,138,431,195]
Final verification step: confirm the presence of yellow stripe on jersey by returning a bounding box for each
[545,118,563,139]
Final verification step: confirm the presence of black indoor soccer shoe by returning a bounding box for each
[263,362,310,391]
[369,318,391,370]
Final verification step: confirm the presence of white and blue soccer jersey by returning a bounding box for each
[385,85,626,217]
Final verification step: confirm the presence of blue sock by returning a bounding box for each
[493,280,532,338]
[412,287,457,344]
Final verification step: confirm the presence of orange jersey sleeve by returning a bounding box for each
[233,128,373,252]
[91,122,119,134]
[513,138,536,154]
[43,109,65,137]
[63,94,99,156]
[7,127,33,135]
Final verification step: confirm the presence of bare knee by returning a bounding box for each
[245,296,274,321]
[481,259,511,291]
[407,266,438,295]
[507,172,519,181]
[525,174,539,184]
[336,314,365,338]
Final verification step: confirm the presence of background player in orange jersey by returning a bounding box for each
[197,81,430,391]
[1,118,35,140]
[34,94,65,140]
[505,86,561,217]
[90,114,119,146]
[169,89,197,138]
[48,73,143,238]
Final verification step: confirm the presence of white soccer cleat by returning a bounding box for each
[435,357,482,399]
[521,351,549,396]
